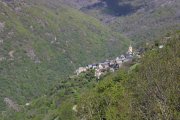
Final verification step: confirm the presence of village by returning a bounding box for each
[75,44,141,79]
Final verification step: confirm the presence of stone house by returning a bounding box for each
[75,67,87,75]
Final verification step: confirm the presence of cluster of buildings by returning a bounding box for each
[73,43,165,113]
[75,44,137,79]
[72,46,135,115]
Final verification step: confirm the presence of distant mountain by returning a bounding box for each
[0,0,128,110]
[61,0,180,44]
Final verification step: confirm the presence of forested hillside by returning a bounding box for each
[63,0,180,44]
[0,0,128,110]
[0,0,179,119]
[77,32,180,120]
[1,32,179,120]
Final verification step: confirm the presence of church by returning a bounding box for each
[127,44,133,55]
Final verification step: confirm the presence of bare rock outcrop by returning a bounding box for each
[0,21,5,32]
[26,48,41,64]
[4,97,20,112]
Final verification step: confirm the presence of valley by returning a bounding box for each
[0,0,179,120]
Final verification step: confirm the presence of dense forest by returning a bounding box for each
[1,32,179,120]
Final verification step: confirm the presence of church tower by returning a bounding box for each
[128,44,133,54]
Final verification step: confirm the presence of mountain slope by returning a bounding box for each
[62,0,180,44]
[0,0,128,110]
[109,0,180,44]
[77,32,180,120]
[2,32,179,120]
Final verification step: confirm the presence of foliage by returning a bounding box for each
[131,33,180,119]
[77,32,180,120]
[77,70,131,120]
[1,70,98,120]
